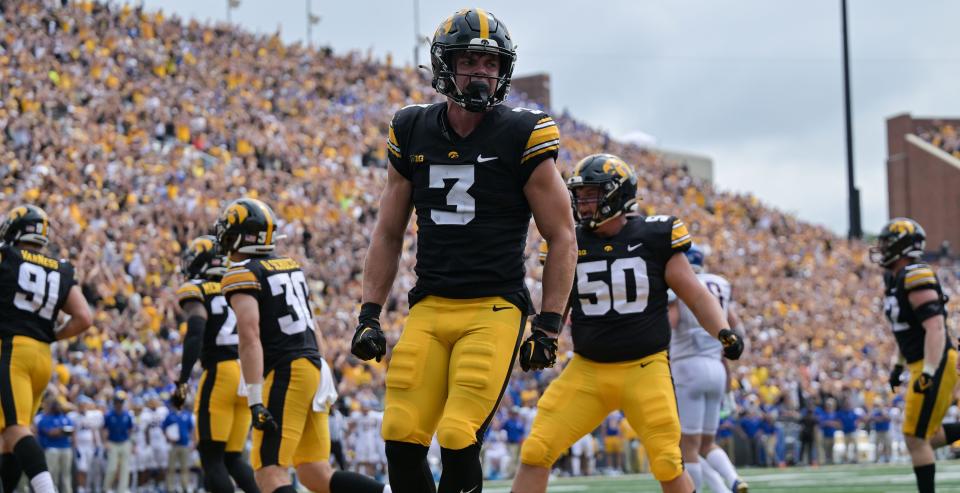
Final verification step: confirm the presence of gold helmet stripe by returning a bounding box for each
[475,8,489,39]
[252,200,274,245]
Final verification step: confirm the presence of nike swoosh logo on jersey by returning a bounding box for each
[492,305,512,312]
[627,243,643,252]
[477,155,498,163]
[460,486,479,493]
[640,360,653,368]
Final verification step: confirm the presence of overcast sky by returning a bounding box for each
[139,0,960,235]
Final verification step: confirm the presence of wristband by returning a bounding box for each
[246,383,263,406]
[359,302,383,322]
[535,312,563,334]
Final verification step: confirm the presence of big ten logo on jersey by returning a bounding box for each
[409,154,425,164]
[266,270,313,335]
[577,257,649,317]
[884,295,909,332]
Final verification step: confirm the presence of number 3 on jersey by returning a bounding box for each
[268,271,313,335]
[577,258,649,316]
[210,296,238,346]
[429,164,475,225]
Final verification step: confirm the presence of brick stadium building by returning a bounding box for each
[886,113,960,255]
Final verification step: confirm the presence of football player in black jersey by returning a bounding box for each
[216,199,387,493]
[512,155,744,493]
[172,235,258,493]
[350,8,577,493]
[0,205,92,493]
[872,218,960,493]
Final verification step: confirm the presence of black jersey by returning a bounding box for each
[387,103,560,307]
[569,215,692,362]
[176,279,239,369]
[0,244,77,343]
[221,256,322,376]
[883,263,952,363]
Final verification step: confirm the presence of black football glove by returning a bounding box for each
[718,329,744,360]
[171,383,188,410]
[250,404,277,431]
[889,364,905,392]
[913,372,935,394]
[351,302,387,362]
[519,312,561,372]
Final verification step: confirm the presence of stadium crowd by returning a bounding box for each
[2,0,960,488]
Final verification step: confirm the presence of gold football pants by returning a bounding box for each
[520,351,684,482]
[382,295,525,450]
[0,336,51,429]
[251,358,329,469]
[904,349,959,439]
[194,359,251,452]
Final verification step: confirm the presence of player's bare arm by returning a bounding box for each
[910,287,946,382]
[55,285,93,340]
[233,293,264,387]
[361,164,414,306]
[525,157,577,315]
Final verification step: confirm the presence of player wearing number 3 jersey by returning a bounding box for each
[0,205,92,493]
[512,155,744,493]
[352,9,577,493]
[173,235,258,493]
[216,198,387,493]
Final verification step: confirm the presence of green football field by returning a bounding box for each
[485,462,960,492]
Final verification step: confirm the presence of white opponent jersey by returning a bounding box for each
[73,409,104,449]
[670,272,731,361]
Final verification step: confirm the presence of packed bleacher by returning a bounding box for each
[3,0,960,487]
[916,122,960,158]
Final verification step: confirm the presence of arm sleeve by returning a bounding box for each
[177,314,205,384]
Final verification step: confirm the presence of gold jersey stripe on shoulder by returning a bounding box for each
[387,124,401,158]
[221,268,260,293]
[905,267,937,289]
[524,117,559,151]
[176,283,203,303]
[671,219,691,248]
[538,241,549,264]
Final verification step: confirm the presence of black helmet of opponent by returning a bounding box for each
[566,154,638,230]
[430,8,516,112]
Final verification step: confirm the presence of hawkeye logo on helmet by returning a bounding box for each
[9,207,26,220]
[225,204,249,225]
[890,220,915,235]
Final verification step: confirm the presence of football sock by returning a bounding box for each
[197,441,232,493]
[700,457,731,493]
[385,441,435,493]
[705,447,738,486]
[686,462,702,490]
[943,423,960,443]
[0,453,21,493]
[438,444,482,493]
[913,463,934,493]
[224,451,259,493]
[330,471,385,493]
